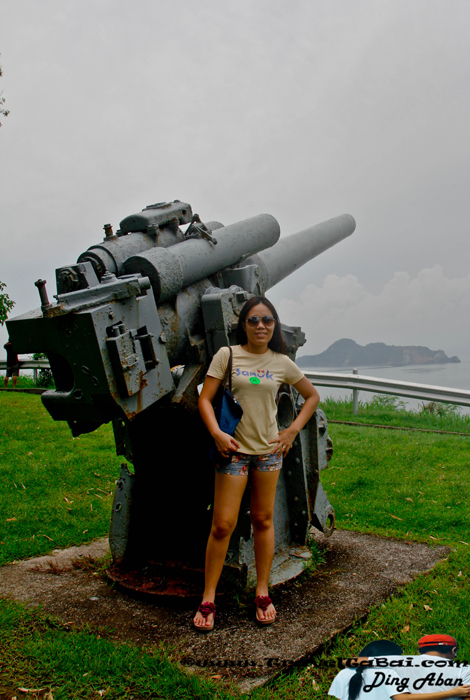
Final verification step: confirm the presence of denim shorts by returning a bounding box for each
[215,452,283,475]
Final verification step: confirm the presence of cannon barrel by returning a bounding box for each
[123,214,280,302]
[139,214,356,365]
[78,222,224,280]
[241,214,356,293]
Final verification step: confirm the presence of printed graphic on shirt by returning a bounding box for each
[235,368,276,381]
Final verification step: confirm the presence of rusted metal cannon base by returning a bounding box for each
[106,544,313,598]
[107,561,242,599]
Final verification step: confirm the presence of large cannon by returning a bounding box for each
[7,201,355,594]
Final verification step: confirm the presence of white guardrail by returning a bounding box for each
[303,369,470,413]
[0,359,50,384]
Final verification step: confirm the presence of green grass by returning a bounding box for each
[1,394,470,699]
[0,392,122,564]
[0,600,230,700]
[320,394,470,433]
[322,424,469,540]
[1,372,40,388]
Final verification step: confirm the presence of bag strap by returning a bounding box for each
[221,347,233,393]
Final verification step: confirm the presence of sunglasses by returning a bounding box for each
[246,315,276,328]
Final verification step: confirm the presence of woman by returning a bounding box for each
[193,296,320,631]
[329,640,470,700]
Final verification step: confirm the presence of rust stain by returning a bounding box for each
[110,389,120,403]
[139,370,148,391]
[107,564,206,597]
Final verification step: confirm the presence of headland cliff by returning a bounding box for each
[297,338,461,368]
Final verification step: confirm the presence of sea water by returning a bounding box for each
[301,357,470,414]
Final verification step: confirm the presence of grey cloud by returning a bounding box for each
[278,265,470,358]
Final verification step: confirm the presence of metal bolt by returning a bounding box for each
[139,277,151,292]
[34,279,52,312]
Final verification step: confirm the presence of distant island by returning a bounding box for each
[297,339,461,368]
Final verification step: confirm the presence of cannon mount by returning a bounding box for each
[7,200,355,594]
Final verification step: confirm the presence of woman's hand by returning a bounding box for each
[199,375,240,458]
[453,686,470,697]
[269,377,320,457]
[214,429,240,458]
[268,426,298,457]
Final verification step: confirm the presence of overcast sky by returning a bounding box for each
[1,0,470,358]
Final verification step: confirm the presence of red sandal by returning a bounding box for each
[193,601,216,632]
[254,595,276,625]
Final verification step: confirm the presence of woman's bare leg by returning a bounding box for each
[193,472,248,628]
[250,469,280,622]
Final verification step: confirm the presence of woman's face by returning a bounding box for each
[242,302,276,349]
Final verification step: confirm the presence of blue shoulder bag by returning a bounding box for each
[209,347,243,464]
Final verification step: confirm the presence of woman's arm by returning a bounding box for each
[393,686,470,699]
[198,376,240,458]
[269,376,320,457]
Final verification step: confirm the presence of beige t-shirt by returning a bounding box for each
[207,345,304,454]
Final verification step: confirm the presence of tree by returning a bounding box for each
[0,281,15,325]
[0,56,10,127]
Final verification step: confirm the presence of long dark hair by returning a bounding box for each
[235,296,287,354]
[348,640,403,700]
